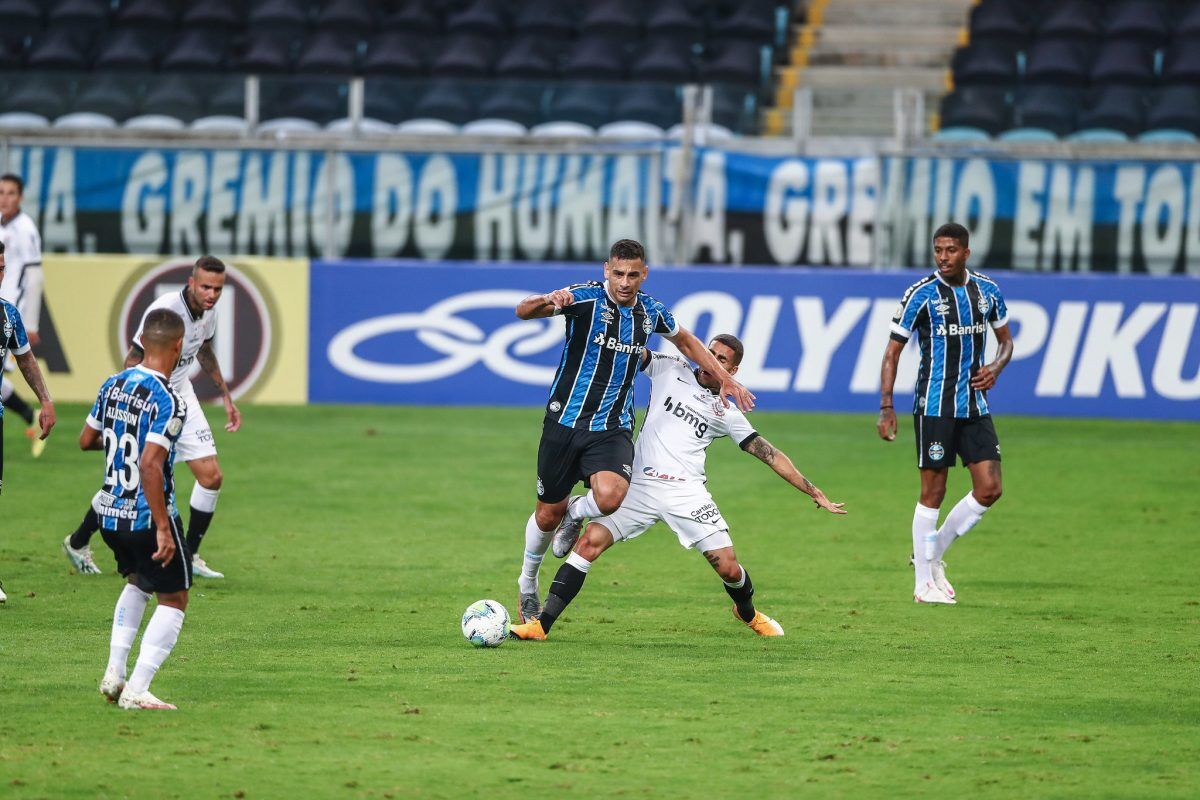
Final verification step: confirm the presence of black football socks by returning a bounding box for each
[538,561,590,633]
[724,567,756,622]
[69,507,100,550]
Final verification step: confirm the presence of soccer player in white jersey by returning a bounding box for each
[0,173,48,457]
[510,335,846,641]
[63,256,241,579]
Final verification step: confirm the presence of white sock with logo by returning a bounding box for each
[912,504,940,589]
[933,493,989,560]
[519,514,553,596]
[126,605,185,696]
[108,584,151,678]
[568,491,602,521]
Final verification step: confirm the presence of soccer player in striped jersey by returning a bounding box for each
[877,222,1013,605]
[83,308,191,710]
[0,173,48,457]
[512,239,755,622]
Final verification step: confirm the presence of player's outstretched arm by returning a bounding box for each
[140,443,176,565]
[877,339,904,442]
[665,327,756,412]
[744,435,846,514]
[516,289,574,319]
[79,425,102,451]
[970,324,1013,391]
[124,344,144,368]
[14,350,54,439]
[197,340,241,432]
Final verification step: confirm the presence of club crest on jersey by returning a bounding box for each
[536,478,544,496]
[166,416,184,437]
[928,441,945,461]
[642,316,653,334]
[549,400,561,413]
[977,295,990,315]
[2,317,12,342]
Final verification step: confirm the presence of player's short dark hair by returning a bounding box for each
[933,223,970,248]
[0,239,5,256]
[0,173,23,194]
[711,333,744,366]
[609,239,646,263]
[194,255,226,275]
[142,308,185,347]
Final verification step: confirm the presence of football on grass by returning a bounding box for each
[461,599,509,647]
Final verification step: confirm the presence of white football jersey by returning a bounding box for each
[632,352,757,485]
[0,211,43,327]
[132,289,218,394]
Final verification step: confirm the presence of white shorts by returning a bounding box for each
[174,390,217,463]
[594,480,733,553]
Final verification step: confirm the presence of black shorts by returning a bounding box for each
[536,418,633,504]
[101,515,191,594]
[914,414,1001,469]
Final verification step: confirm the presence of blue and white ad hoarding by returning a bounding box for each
[309,261,1200,421]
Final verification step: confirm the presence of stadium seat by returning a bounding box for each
[630,37,695,84]
[431,34,496,78]
[1065,128,1128,142]
[325,116,394,134]
[295,32,361,74]
[3,76,67,119]
[952,43,1019,85]
[180,0,243,33]
[1103,1,1169,42]
[1137,128,1199,143]
[160,30,229,72]
[1023,39,1092,85]
[189,115,250,133]
[237,33,296,74]
[1013,86,1079,135]
[363,32,428,76]
[710,0,777,42]
[1145,86,1200,134]
[476,82,543,127]
[494,36,560,80]
[26,29,93,71]
[362,80,409,123]
[513,0,574,37]
[115,0,178,34]
[461,118,528,136]
[712,88,754,131]
[563,35,627,81]
[206,80,247,117]
[247,0,310,36]
[446,0,508,37]
[646,0,703,38]
[73,77,137,121]
[412,81,474,124]
[530,121,596,138]
[0,112,50,129]
[257,117,322,136]
[53,111,118,130]
[383,0,438,34]
[92,29,160,72]
[547,85,612,129]
[939,88,1011,135]
[666,121,735,143]
[701,40,763,86]
[1089,40,1157,86]
[612,85,681,129]
[316,0,378,35]
[996,127,1058,141]
[1035,0,1101,40]
[140,77,203,121]
[123,114,187,131]
[579,0,643,38]
[284,82,347,124]
[1161,38,1200,84]
[931,126,991,142]
[47,0,109,31]
[0,39,18,70]
[597,120,666,139]
[1181,3,1200,38]
[969,0,1032,42]
[0,0,43,42]
[395,118,460,134]
[1076,85,1145,136]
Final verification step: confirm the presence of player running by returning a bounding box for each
[0,239,56,603]
[513,239,755,623]
[63,256,241,579]
[0,173,48,457]
[84,308,191,709]
[509,335,845,641]
[877,222,1012,605]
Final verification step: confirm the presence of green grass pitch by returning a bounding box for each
[1,404,1197,799]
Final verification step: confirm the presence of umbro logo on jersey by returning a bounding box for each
[599,309,615,324]
[932,301,950,316]
[621,464,632,477]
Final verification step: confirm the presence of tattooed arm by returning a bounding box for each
[124,343,144,368]
[196,339,242,432]
[14,349,55,439]
[742,434,846,514]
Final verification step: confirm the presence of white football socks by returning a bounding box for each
[190,483,220,513]
[126,605,185,696]
[565,551,593,573]
[934,492,990,560]
[568,491,602,521]
[912,503,940,588]
[108,584,151,678]
[0,377,13,402]
[519,513,553,595]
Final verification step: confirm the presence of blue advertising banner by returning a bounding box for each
[309,260,1200,421]
[4,142,1200,272]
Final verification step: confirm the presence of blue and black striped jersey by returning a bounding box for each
[86,366,187,531]
[890,271,1009,419]
[547,281,678,431]
[0,300,30,422]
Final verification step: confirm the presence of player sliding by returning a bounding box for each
[512,239,755,624]
[877,222,1012,605]
[509,335,845,641]
[63,256,241,579]
[83,308,191,709]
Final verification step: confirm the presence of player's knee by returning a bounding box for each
[158,590,188,612]
[200,468,223,490]
[977,483,1002,506]
[920,488,946,508]
[535,506,563,532]
[593,487,625,516]
[576,524,611,560]
[716,560,741,583]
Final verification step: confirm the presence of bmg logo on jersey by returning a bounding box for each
[663,395,709,438]
[114,259,275,402]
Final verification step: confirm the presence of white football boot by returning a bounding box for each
[99,667,125,703]
[63,535,103,574]
[191,555,224,579]
[118,689,176,710]
[0,580,7,603]
[931,560,956,600]
[914,581,956,605]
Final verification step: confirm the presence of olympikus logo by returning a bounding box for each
[663,395,709,438]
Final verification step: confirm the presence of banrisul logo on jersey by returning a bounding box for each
[113,259,276,402]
